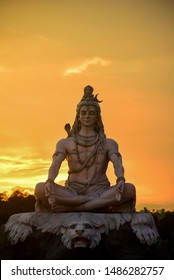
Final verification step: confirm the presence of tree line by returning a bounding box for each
[0,190,35,225]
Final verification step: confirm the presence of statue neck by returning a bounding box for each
[78,127,96,137]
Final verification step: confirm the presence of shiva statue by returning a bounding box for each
[35,85,136,213]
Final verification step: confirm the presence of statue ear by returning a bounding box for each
[95,225,105,233]
[60,226,66,234]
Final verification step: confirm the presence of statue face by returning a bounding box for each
[60,217,104,249]
[79,105,97,128]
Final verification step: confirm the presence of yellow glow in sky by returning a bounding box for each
[0,0,174,210]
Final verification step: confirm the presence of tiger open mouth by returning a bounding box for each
[71,237,90,248]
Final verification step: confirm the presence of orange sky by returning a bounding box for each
[0,0,174,210]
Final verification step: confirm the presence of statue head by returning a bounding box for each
[76,85,101,113]
[70,85,105,137]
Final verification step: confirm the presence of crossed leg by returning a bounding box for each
[35,182,136,213]
[72,183,136,212]
[34,182,90,212]
[48,183,136,213]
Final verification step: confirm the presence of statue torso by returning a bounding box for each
[64,136,109,185]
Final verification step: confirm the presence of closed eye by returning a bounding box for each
[69,224,77,229]
[84,223,93,229]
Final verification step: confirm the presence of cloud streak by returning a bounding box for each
[33,33,48,42]
[64,57,111,76]
[0,152,68,194]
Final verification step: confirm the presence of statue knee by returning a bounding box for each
[125,183,136,199]
[130,183,136,196]
[35,182,45,198]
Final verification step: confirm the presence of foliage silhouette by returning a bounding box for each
[0,190,35,225]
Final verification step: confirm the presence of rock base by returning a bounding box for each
[0,212,170,260]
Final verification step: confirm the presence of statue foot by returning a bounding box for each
[52,204,71,213]
[111,198,136,213]
[35,200,51,212]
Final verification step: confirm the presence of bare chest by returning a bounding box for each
[66,140,107,164]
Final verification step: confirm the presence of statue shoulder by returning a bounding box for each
[105,138,119,151]
[56,138,67,148]
[105,138,122,159]
[53,138,75,158]
[54,138,67,154]
[55,137,74,150]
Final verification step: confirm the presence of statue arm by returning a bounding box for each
[107,139,125,182]
[107,140,125,200]
[47,139,67,182]
[110,153,125,181]
[45,139,67,205]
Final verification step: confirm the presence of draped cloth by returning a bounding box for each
[65,180,111,196]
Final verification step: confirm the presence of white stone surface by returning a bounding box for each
[5,212,160,248]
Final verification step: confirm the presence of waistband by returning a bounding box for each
[66,180,110,195]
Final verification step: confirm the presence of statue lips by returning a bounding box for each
[84,119,92,125]
[71,236,90,248]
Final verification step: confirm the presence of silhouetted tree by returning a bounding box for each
[0,190,35,225]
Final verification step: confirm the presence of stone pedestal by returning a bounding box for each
[0,212,168,259]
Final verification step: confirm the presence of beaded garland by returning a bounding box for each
[74,134,99,169]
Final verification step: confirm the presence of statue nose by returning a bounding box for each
[76,229,84,235]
